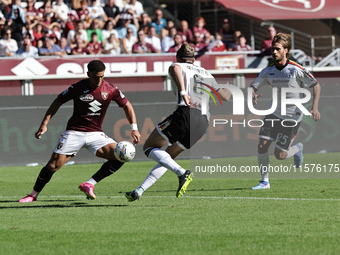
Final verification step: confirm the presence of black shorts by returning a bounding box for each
[259,114,301,151]
[157,106,209,149]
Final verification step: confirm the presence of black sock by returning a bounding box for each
[92,160,124,183]
[33,165,54,192]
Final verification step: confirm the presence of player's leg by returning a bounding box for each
[19,130,83,203]
[274,122,303,168]
[19,153,72,202]
[127,108,205,200]
[143,128,187,177]
[79,132,124,199]
[252,115,279,190]
[126,142,184,201]
[251,138,272,190]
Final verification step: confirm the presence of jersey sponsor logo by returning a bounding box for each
[119,90,125,99]
[80,94,94,102]
[89,100,102,113]
[57,142,64,150]
[101,91,109,100]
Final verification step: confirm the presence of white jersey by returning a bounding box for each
[169,62,218,119]
[251,60,317,122]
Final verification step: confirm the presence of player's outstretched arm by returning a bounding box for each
[310,82,321,121]
[218,87,232,101]
[122,101,141,145]
[35,98,63,139]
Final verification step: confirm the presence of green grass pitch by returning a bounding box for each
[0,153,339,255]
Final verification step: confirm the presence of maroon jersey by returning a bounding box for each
[87,42,101,55]
[57,79,128,132]
[77,8,90,21]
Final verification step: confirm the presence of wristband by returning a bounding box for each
[180,91,187,96]
[131,123,138,131]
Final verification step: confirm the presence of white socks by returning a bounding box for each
[136,163,167,195]
[147,148,186,177]
[85,178,97,186]
[285,144,300,159]
[258,152,269,183]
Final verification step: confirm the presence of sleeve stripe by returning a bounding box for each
[289,60,315,79]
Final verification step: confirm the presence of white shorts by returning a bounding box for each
[53,130,116,156]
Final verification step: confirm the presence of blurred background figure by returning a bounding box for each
[38,36,65,56]
[178,20,193,43]
[261,26,276,56]
[59,37,71,55]
[167,33,183,53]
[121,27,136,54]
[104,0,121,26]
[208,32,226,52]
[0,27,18,56]
[103,33,120,55]
[144,26,161,53]
[25,0,40,26]
[122,0,144,19]
[234,34,252,51]
[161,26,176,53]
[192,31,206,52]
[71,38,89,55]
[117,13,137,39]
[150,9,166,35]
[226,30,241,51]
[17,38,38,57]
[52,0,69,24]
[67,20,87,45]
[132,29,157,53]
[76,0,91,29]
[87,0,107,29]
[87,31,101,55]
[219,18,234,49]
[193,17,209,42]
[102,20,118,41]
[139,12,151,34]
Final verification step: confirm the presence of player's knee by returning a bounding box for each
[274,150,286,160]
[47,162,62,172]
[258,143,268,154]
[144,147,154,157]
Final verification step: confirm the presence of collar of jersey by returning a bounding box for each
[275,59,289,71]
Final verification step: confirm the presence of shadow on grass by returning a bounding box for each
[119,187,248,194]
[0,201,129,209]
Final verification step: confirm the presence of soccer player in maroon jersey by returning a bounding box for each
[19,60,141,203]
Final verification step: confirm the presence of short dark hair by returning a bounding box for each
[88,60,105,72]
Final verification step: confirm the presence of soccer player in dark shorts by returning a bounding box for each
[125,42,231,201]
[250,33,321,190]
[19,60,141,202]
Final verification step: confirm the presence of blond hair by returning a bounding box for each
[176,42,195,61]
[272,32,292,58]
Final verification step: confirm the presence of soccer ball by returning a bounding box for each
[114,141,136,162]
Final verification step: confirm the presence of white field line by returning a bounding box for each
[2,195,340,201]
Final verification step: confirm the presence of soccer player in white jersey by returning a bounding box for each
[251,33,321,190]
[125,42,231,201]
[19,60,141,203]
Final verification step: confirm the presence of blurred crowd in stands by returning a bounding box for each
[0,0,274,57]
